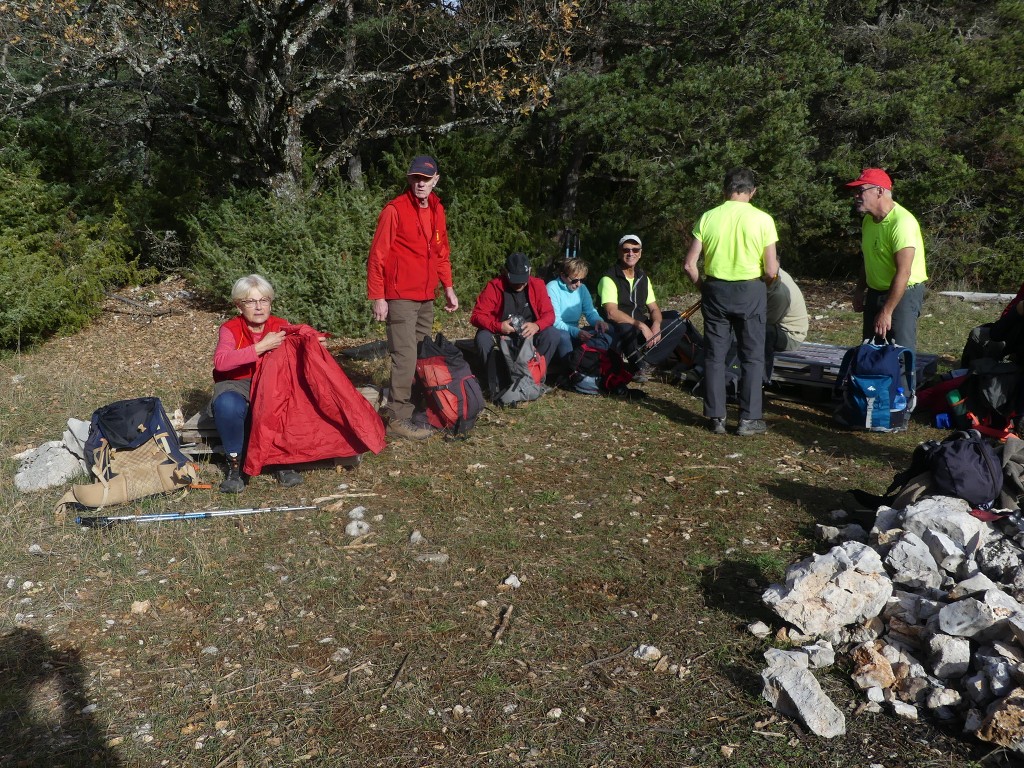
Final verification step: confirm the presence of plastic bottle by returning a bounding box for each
[947,389,970,430]
[892,386,907,412]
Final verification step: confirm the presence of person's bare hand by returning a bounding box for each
[578,329,593,343]
[874,309,893,340]
[372,299,389,322]
[521,322,539,338]
[256,330,286,354]
[444,287,459,313]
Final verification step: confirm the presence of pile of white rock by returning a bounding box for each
[759,494,1024,753]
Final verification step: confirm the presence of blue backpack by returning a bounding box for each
[834,339,916,432]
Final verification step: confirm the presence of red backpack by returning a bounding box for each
[414,334,485,436]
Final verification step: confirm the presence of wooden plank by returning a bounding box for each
[939,291,1016,303]
[771,342,938,390]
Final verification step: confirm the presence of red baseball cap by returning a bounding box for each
[845,168,892,190]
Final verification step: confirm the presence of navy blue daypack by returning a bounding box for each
[834,339,916,432]
[84,397,190,475]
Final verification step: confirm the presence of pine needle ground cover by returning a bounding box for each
[0,281,1009,767]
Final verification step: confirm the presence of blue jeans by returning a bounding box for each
[213,390,248,456]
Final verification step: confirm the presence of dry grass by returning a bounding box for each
[0,279,1013,767]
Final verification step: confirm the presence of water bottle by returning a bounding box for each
[892,387,907,412]
[947,389,969,430]
[889,386,908,428]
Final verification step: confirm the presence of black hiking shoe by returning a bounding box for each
[220,454,245,494]
[736,418,768,436]
[708,418,726,435]
[275,469,303,488]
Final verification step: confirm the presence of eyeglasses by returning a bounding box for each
[567,277,584,285]
[853,186,880,199]
[622,247,641,254]
[240,297,272,307]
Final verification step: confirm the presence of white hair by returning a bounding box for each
[231,274,275,303]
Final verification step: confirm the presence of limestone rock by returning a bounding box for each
[976,686,1024,753]
[927,634,971,679]
[850,641,896,691]
[900,496,988,550]
[763,542,892,637]
[885,532,942,591]
[761,655,846,738]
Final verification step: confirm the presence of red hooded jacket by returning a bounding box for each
[243,324,386,476]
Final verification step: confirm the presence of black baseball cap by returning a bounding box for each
[505,252,531,283]
[407,155,439,176]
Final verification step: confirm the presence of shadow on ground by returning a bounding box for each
[0,628,121,767]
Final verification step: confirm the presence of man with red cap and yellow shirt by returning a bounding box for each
[845,167,928,356]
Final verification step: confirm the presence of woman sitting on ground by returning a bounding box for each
[545,257,610,371]
[210,274,305,493]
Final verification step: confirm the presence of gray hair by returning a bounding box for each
[231,274,275,303]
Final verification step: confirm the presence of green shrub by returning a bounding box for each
[189,177,535,334]
[188,185,386,336]
[443,175,532,298]
[0,168,141,350]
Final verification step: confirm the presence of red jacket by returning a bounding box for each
[470,276,555,334]
[244,324,386,475]
[367,189,452,301]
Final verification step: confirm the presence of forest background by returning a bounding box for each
[1,0,1022,349]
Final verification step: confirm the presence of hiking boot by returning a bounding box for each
[275,469,303,488]
[633,362,654,383]
[708,417,726,435]
[386,418,434,440]
[736,418,768,436]
[219,454,245,494]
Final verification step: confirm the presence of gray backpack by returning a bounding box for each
[495,335,547,406]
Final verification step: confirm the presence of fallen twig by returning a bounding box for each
[213,734,254,768]
[580,644,636,669]
[381,651,410,701]
[491,604,514,646]
[104,292,173,317]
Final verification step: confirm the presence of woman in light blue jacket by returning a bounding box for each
[546,258,610,367]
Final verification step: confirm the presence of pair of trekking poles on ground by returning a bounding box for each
[622,298,702,366]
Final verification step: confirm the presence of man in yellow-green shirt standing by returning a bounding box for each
[683,167,779,436]
[845,168,928,356]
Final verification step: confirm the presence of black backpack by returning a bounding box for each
[851,430,1003,510]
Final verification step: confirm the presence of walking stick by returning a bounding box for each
[625,298,703,365]
[75,504,318,528]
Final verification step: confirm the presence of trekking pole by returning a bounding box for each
[625,298,703,364]
[75,504,318,528]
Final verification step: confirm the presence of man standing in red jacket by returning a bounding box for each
[368,155,459,439]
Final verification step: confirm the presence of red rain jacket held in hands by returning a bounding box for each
[243,324,386,476]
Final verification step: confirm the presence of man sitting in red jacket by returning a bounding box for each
[470,252,559,396]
